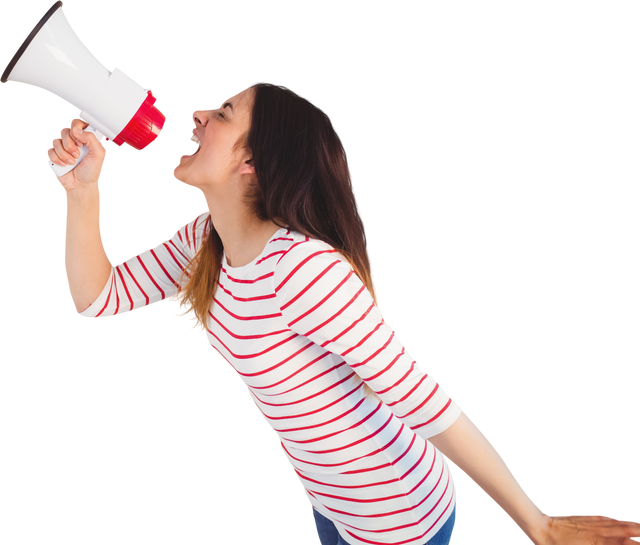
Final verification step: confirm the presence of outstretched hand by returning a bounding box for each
[538,515,640,545]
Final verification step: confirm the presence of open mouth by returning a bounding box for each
[189,133,201,156]
[179,133,201,159]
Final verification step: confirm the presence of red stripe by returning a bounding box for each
[274,395,367,433]
[208,310,289,340]
[136,254,165,301]
[94,275,116,320]
[163,242,190,278]
[288,270,354,327]
[258,360,347,396]
[412,399,453,430]
[275,249,338,291]
[320,301,376,348]
[397,385,439,419]
[249,352,333,391]
[214,297,282,321]
[221,267,274,284]
[280,259,341,310]
[168,239,190,264]
[206,328,298,360]
[342,320,385,357]
[387,373,429,407]
[217,281,276,302]
[113,267,133,318]
[376,361,416,395]
[256,250,285,265]
[361,349,405,382]
[350,331,395,369]
[149,248,178,288]
[254,371,356,407]
[122,254,149,308]
[304,284,365,338]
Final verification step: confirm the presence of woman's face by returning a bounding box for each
[174,87,254,189]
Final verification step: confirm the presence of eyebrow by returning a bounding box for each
[222,102,234,112]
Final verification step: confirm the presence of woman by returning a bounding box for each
[49,83,640,545]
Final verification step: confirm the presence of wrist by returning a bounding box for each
[528,513,553,545]
[66,183,99,201]
[65,184,100,221]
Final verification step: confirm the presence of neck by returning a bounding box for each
[207,207,280,268]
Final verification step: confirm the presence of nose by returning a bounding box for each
[193,110,208,126]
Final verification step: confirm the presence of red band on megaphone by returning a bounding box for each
[113,90,165,150]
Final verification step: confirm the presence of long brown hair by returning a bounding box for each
[180,83,375,327]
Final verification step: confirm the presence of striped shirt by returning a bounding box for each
[81,213,462,545]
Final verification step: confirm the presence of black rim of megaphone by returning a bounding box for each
[1,2,64,83]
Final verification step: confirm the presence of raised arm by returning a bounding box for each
[51,117,113,314]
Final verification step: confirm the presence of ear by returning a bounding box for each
[239,158,255,175]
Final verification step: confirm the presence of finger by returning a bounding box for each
[63,124,82,156]
[51,125,75,153]
[556,517,640,538]
[49,141,70,167]
[69,115,89,129]
[70,118,90,138]
[47,146,67,167]
[548,513,640,527]
[570,513,640,527]
[51,127,77,165]
[74,126,91,144]
[549,511,618,520]
[553,516,640,529]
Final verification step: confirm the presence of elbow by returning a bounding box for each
[73,296,96,315]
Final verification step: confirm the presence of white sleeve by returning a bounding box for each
[272,241,461,438]
[78,211,209,320]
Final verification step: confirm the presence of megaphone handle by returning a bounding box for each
[49,126,105,177]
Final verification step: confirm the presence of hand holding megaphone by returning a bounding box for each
[49,119,106,185]
[2,2,165,176]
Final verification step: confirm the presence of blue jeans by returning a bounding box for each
[313,506,456,545]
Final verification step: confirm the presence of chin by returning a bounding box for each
[171,165,186,185]
[171,172,199,192]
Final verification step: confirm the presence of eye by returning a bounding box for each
[217,112,225,119]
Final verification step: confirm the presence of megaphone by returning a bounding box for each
[1,1,165,176]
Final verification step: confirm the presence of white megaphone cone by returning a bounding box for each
[2,1,165,176]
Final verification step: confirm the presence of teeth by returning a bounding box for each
[189,133,200,148]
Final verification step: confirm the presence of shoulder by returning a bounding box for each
[273,232,354,294]
[170,209,212,251]
[275,231,350,275]
[272,232,379,324]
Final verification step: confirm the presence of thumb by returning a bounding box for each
[73,127,99,150]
